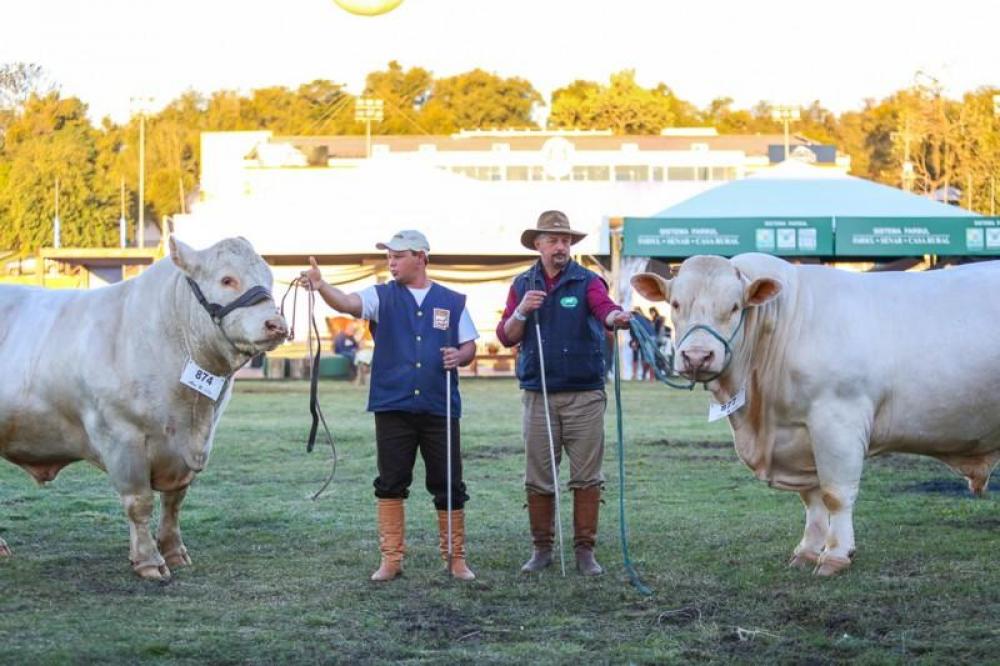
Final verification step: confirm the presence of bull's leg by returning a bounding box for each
[789,487,828,569]
[157,487,192,568]
[121,492,169,580]
[807,402,868,577]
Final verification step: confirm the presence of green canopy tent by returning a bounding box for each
[622,162,995,259]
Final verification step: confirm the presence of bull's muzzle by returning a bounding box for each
[264,315,289,341]
[679,347,715,377]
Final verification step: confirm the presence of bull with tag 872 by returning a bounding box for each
[632,253,1000,576]
[0,236,287,580]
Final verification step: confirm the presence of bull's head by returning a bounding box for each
[631,256,781,382]
[169,236,288,356]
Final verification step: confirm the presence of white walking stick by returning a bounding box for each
[445,366,454,576]
[535,320,566,577]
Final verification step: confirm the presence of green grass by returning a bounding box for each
[2,379,1000,665]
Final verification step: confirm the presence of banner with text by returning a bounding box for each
[623,217,834,257]
[835,217,1000,256]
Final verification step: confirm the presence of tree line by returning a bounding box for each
[1,61,998,254]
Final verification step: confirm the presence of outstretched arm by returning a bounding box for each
[301,256,363,318]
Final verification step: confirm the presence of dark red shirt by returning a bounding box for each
[496,270,622,347]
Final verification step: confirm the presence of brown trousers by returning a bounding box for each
[522,389,606,494]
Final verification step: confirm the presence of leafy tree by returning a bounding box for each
[548,71,679,134]
[420,69,542,133]
[0,93,117,252]
[364,61,434,134]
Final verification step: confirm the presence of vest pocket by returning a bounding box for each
[559,340,602,383]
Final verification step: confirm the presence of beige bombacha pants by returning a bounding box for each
[522,389,606,493]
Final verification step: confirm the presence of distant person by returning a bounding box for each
[333,323,359,378]
[301,230,479,581]
[629,306,654,381]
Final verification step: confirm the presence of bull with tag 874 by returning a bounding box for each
[0,236,287,580]
[632,253,1000,576]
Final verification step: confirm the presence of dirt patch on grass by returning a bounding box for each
[642,439,731,449]
[901,479,972,497]
[465,445,521,460]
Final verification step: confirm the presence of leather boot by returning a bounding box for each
[573,486,604,576]
[520,493,555,573]
[370,498,405,581]
[437,509,476,580]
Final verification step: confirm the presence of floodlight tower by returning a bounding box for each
[771,105,801,163]
[355,97,384,158]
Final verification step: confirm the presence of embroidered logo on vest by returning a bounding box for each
[559,296,579,308]
[433,308,450,330]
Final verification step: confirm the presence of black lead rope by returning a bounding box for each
[279,278,338,500]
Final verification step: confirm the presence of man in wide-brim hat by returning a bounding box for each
[496,210,631,576]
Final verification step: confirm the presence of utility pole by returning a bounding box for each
[355,97,384,158]
[119,178,127,248]
[770,105,800,162]
[130,96,154,248]
[892,114,916,192]
[53,178,60,249]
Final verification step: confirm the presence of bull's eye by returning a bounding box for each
[221,276,237,288]
[731,303,739,314]
[671,300,679,310]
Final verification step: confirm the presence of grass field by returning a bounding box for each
[2,379,999,665]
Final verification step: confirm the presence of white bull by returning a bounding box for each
[0,237,287,579]
[632,253,1000,576]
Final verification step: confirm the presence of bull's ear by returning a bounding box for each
[169,236,198,274]
[745,277,781,306]
[631,272,671,302]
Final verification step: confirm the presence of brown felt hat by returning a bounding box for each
[520,210,587,250]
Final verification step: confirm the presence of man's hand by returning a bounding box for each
[441,346,462,370]
[517,290,546,317]
[608,310,632,329]
[300,256,324,291]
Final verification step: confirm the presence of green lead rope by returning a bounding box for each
[613,330,654,597]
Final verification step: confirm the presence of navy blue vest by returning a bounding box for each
[368,281,466,418]
[514,260,607,393]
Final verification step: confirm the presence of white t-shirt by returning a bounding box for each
[358,285,479,344]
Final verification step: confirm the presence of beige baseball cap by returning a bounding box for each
[376,229,430,252]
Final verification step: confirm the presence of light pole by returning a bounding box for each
[130,96,154,248]
[52,177,60,249]
[354,97,384,158]
[993,94,1000,215]
[771,105,801,163]
[119,178,127,248]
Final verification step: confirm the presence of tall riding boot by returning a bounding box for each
[573,486,604,576]
[370,498,405,581]
[437,509,476,581]
[520,493,555,573]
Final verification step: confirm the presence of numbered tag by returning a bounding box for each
[708,386,746,422]
[433,308,450,331]
[180,359,226,401]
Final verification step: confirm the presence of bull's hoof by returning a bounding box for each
[0,538,12,557]
[813,554,852,576]
[133,554,170,581]
[163,546,192,568]
[788,550,820,570]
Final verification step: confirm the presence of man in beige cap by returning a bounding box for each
[301,230,479,581]
[495,211,631,576]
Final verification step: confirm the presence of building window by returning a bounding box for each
[697,167,710,181]
[507,166,529,180]
[652,166,664,181]
[711,167,736,181]
[667,167,695,181]
[571,166,610,181]
[530,166,545,181]
[615,165,649,181]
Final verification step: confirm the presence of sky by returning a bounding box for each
[2,0,997,125]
